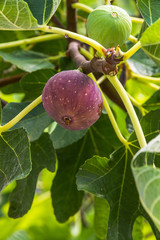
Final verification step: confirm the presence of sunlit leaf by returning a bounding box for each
[132,135,160,231]
[0,0,38,30]
[140,19,160,67]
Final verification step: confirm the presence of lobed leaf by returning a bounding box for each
[0,0,38,30]
[77,109,160,239]
[0,128,31,191]
[51,113,120,223]
[8,133,56,218]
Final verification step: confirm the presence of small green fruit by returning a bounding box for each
[87,5,132,49]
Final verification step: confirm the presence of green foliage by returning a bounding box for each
[24,0,61,25]
[20,69,56,100]
[137,0,160,26]
[0,0,38,30]
[1,102,53,141]
[140,19,160,67]
[0,0,160,239]
[77,110,160,239]
[0,50,54,72]
[132,135,160,231]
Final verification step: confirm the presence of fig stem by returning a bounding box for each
[129,77,160,90]
[80,47,93,60]
[0,34,63,50]
[107,74,147,148]
[132,72,160,83]
[71,3,93,13]
[0,95,42,133]
[88,73,128,146]
[128,35,138,44]
[130,17,144,24]
[40,25,107,58]
[123,41,141,60]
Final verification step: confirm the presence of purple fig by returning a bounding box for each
[42,70,103,130]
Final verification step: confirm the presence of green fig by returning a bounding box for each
[87,5,132,49]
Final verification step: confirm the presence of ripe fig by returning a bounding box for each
[42,70,103,130]
[87,5,132,49]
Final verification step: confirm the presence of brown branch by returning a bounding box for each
[66,0,78,43]
[68,41,121,75]
[52,15,65,29]
[0,73,25,87]
[67,41,126,110]
[1,99,7,108]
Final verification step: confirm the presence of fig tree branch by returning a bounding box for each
[52,15,65,29]
[68,41,121,75]
[0,73,25,87]
[68,41,126,110]
[67,0,78,34]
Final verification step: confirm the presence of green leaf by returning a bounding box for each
[0,0,38,30]
[137,0,160,26]
[77,110,160,239]
[24,0,61,25]
[50,124,88,149]
[2,102,53,141]
[20,69,56,101]
[51,113,120,223]
[8,133,56,218]
[0,128,31,191]
[131,135,160,231]
[127,43,160,76]
[94,197,109,240]
[143,90,160,111]
[0,50,54,72]
[140,19,160,67]
[51,113,121,150]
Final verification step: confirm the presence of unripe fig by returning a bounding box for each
[42,70,103,130]
[87,5,132,49]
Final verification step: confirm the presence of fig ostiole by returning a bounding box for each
[42,70,103,130]
[87,5,132,49]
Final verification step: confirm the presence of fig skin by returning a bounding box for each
[42,70,103,130]
[87,5,132,49]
